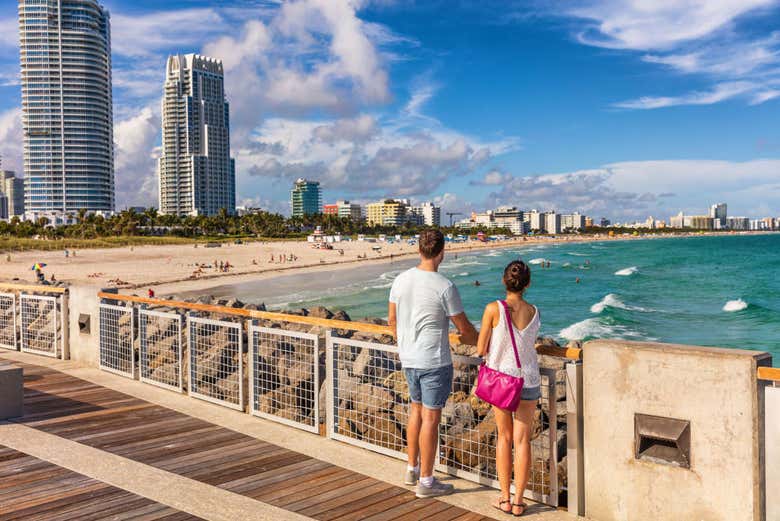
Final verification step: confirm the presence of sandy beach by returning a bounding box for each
[1,234,619,294]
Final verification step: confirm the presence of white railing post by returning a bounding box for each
[325,330,335,439]
[566,360,585,516]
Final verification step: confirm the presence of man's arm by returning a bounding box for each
[388,301,398,340]
[450,312,478,346]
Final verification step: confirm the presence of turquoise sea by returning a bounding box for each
[207,234,780,363]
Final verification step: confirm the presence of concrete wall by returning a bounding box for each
[767,386,779,521]
[66,284,107,367]
[583,340,771,521]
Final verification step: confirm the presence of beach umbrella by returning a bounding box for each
[31,262,47,270]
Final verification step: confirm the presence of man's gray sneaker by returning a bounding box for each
[404,468,419,486]
[415,477,454,498]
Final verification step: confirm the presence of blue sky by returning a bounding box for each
[1,0,780,220]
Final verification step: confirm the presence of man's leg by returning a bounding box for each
[414,365,454,498]
[403,369,422,485]
[407,402,422,468]
[419,405,442,479]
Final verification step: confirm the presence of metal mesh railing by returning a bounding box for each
[326,333,562,506]
[20,294,58,358]
[188,316,243,410]
[139,309,183,392]
[327,333,409,459]
[250,326,320,433]
[439,364,559,505]
[99,303,135,378]
[0,293,16,351]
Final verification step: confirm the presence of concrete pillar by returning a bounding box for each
[767,386,779,521]
[583,340,771,521]
[66,284,106,367]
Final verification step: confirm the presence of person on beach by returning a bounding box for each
[476,260,541,517]
[388,229,478,498]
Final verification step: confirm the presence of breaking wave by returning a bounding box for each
[615,266,638,276]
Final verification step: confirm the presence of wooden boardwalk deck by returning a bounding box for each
[0,446,203,521]
[0,356,493,521]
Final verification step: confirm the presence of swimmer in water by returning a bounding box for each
[474,280,481,286]
[575,277,581,284]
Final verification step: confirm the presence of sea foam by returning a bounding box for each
[590,293,648,313]
[723,299,748,312]
[615,266,638,276]
[559,317,646,341]
[529,258,547,265]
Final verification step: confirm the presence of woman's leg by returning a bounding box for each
[493,405,514,512]
[512,400,537,515]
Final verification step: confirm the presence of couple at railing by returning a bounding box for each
[388,229,540,516]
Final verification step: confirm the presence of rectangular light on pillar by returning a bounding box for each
[634,413,691,468]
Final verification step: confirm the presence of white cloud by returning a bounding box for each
[613,81,757,109]
[113,106,160,208]
[568,0,775,51]
[111,8,229,58]
[312,115,378,143]
[0,17,16,50]
[0,108,22,173]
[485,159,780,219]
[560,0,780,108]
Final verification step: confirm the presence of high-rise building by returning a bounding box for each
[410,202,441,227]
[0,171,24,217]
[335,200,362,222]
[525,210,543,232]
[19,0,115,214]
[709,203,727,228]
[366,199,409,226]
[545,211,562,234]
[158,54,235,216]
[290,178,322,217]
[561,212,586,231]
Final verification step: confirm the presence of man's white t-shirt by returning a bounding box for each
[389,267,464,369]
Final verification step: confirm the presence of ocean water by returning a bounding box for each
[210,234,780,363]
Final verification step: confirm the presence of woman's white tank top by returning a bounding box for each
[485,300,541,389]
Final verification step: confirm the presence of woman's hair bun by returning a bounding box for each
[503,260,531,293]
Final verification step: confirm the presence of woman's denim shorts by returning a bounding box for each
[521,386,542,401]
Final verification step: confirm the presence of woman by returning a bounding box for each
[476,260,541,516]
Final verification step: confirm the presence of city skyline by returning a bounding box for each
[1,1,780,220]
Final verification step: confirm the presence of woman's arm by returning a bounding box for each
[476,302,497,357]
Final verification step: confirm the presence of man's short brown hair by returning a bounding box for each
[419,229,445,259]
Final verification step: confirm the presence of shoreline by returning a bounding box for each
[0,231,773,296]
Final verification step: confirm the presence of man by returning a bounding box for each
[388,229,478,498]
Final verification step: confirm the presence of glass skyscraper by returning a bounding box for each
[158,54,236,216]
[19,0,115,213]
[290,178,322,217]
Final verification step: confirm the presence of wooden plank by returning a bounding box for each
[391,499,454,520]
[0,360,490,521]
[0,447,202,521]
[758,366,780,381]
[318,486,412,521]
[360,497,438,521]
[300,484,407,521]
[0,283,66,294]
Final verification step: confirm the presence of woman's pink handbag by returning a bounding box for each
[474,300,525,411]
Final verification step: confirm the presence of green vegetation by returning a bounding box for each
[0,207,515,252]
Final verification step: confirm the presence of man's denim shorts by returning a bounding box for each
[403,365,453,409]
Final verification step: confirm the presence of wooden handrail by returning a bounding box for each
[758,366,780,382]
[99,291,582,360]
[0,283,67,294]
